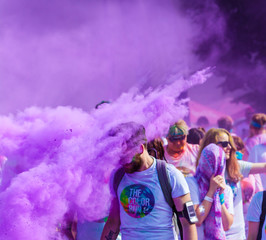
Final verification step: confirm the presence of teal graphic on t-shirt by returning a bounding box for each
[226,179,237,200]
[120,184,155,218]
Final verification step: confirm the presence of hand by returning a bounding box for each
[216,176,226,194]
[209,175,225,195]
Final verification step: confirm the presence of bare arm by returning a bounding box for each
[247,221,259,240]
[100,198,120,240]
[219,178,234,231]
[249,162,266,174]
[173,193,197,240]
[220,203,233,231]
[195,175,222,226]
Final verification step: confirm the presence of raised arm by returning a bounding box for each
[249,162,266,174]
[100,197,120,240]
[173,193,198,240]
[194,175,222,226]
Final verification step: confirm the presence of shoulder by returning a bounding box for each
[165,162,190,198]
[166,162,184,179]
[238,160,252,169]
[187,143,199,153]
[251,144,266,155]
[247,191,264,222]
[252,191,264,206]
[238,160,253,177]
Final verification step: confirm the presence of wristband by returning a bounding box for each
[219,193,225,205]
[204,195,213,203]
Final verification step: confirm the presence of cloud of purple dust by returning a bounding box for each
[0,0,227,238]
[0,0,217,114]
[0,69,211,240]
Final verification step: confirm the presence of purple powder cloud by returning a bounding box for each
[0,69,211,239]
[0,0,212,114]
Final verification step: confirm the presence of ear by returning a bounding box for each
[140,144,145,154]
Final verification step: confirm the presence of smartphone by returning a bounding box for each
[185,201,198,224]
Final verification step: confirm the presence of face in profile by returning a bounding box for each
[216,132,232,160]
[123,153,142,173]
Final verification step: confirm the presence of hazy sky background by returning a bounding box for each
[1,0,263,121]
[0,0,223,113]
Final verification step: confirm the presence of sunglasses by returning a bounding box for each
[168,135,186,142]
[217,141,231,148]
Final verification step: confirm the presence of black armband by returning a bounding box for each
[176,201,198,224]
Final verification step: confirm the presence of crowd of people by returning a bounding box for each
[3,112,264,240]
[100,112,266,240]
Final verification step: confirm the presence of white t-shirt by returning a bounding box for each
[245,133,266,155]
[165,143,199,176]
[247,191,266,240]
[186,177,234,240]
[225,160,252,240]
[116,158,189,240]
[248,144,266,190]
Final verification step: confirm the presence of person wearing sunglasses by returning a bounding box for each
[164,120,199,177]
[186,144,234,240]
[196,128,266,240]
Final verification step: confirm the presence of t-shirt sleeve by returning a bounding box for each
[185,177,200,205]
[167,163,190,199]
[238,160,253,178]
[246,191,263,222]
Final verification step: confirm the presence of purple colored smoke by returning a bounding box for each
[0,69,211,239]
[2,0,263,239]
[0,0,215,114]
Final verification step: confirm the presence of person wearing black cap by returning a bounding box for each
[165,120,199,176]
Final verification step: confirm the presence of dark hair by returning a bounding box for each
[217,116,233,132]
[250,113,266,129]
[147,138,165,160]
[187,128,205,145]
[249,113,266,137]
[198,127,206,133]
[196,116,209,127]
[232,135,245,152]
[108,122,147,148]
